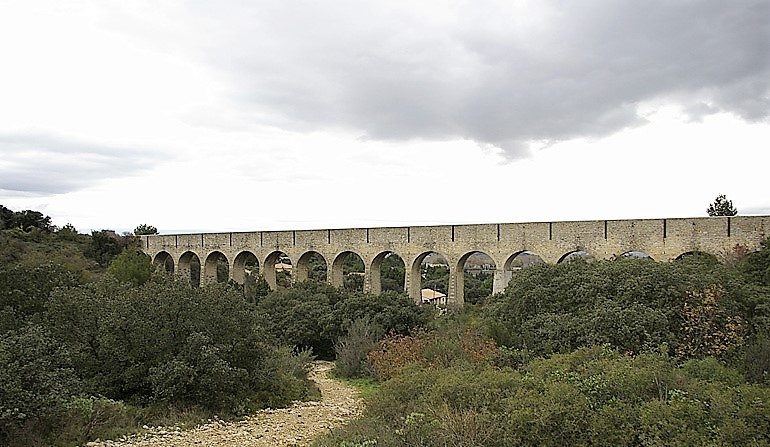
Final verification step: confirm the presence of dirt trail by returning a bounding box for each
[87,361,362,447]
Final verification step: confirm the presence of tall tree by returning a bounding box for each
[707,194,738,216]
[134,224,158,235]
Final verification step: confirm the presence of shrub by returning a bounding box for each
[106,249,153,287]
[318,346,770,447]
[484,258,766,360]
[45,276,311,413]
[0,325,79,442]
[334,319,381,378]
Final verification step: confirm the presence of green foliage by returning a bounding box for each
[0,263,78,333]
[45,276,310,413]
[133,224,158,235]
[106,249,153,287]
[739,237,770,287]
[86,230,139,267]
[317,345,770,447]
[484,258,765,360]
[255,282,429,359]
[0,325,80,442]
[707,194,738,216]
[381,254,405,292]
[463,271,493,305]
[0,205,54,232]
[422,265,448,294]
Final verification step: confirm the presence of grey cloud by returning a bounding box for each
[0,133,163,194]
[183,0,769,156]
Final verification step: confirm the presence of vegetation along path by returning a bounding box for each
[87,361,362,447]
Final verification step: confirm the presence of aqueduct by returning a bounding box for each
[142,216,769,308]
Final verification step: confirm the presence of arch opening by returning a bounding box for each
[411,251,448,307]
[233,251,259,284]
[263,251,292,290]
[504,251,545,271]
[370,251,405,295]
[297,251,328,283]
[558,250,594,264]
[178,251,201,288]
[332,251,365,292]
[204,251,230,285]
[153,251,174,274]
[458,251,496,305]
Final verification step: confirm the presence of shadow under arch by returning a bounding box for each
[153,251,174,274]
[456,251,496,306]
[178,251,201,288]
[203,251,229,285]
[674,251,719,263]
[233,250,259,284]
[264,251,293,290]
[331,251,365,292]
[296,251,328,283]
[558,249,594,264]
[370,251,406,295]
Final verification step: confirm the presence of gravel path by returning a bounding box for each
[87,361,362,447]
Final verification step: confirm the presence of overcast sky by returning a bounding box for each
[1,0,768,234]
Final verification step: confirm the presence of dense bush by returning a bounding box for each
[106,249,153,287]
[0,325,80,442]
[317,346,770,447]
[0,263,78,333]
[485,257,768,361]
[45,275,311,413]
[256,281,430,358]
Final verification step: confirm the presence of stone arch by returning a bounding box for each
[618,250,654,260]
[331,251,365,292]
[409,251,449,306]
[370,251,406,295]
[264,251,293,290]
[493,251,546,294]
[203,251,230,285]
[456,251,497,306]
[178,251,201,287]
[232,251,259,284]
[558,249,594,263]
[153,251,174,274]
[296,251,328,283]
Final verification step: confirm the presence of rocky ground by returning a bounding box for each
[86,361,362,447]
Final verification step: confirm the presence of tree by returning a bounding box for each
[0,205,13,230]
[11,210,53,232]
[707,194,738,216]
[134,224,158,235]
[106,249,153,287]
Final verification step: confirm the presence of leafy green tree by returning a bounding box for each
[106,249,153,287]
[707,194,738,216]
[86,230,138,267]
[10,210,53,232]
[133,224,158,235]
